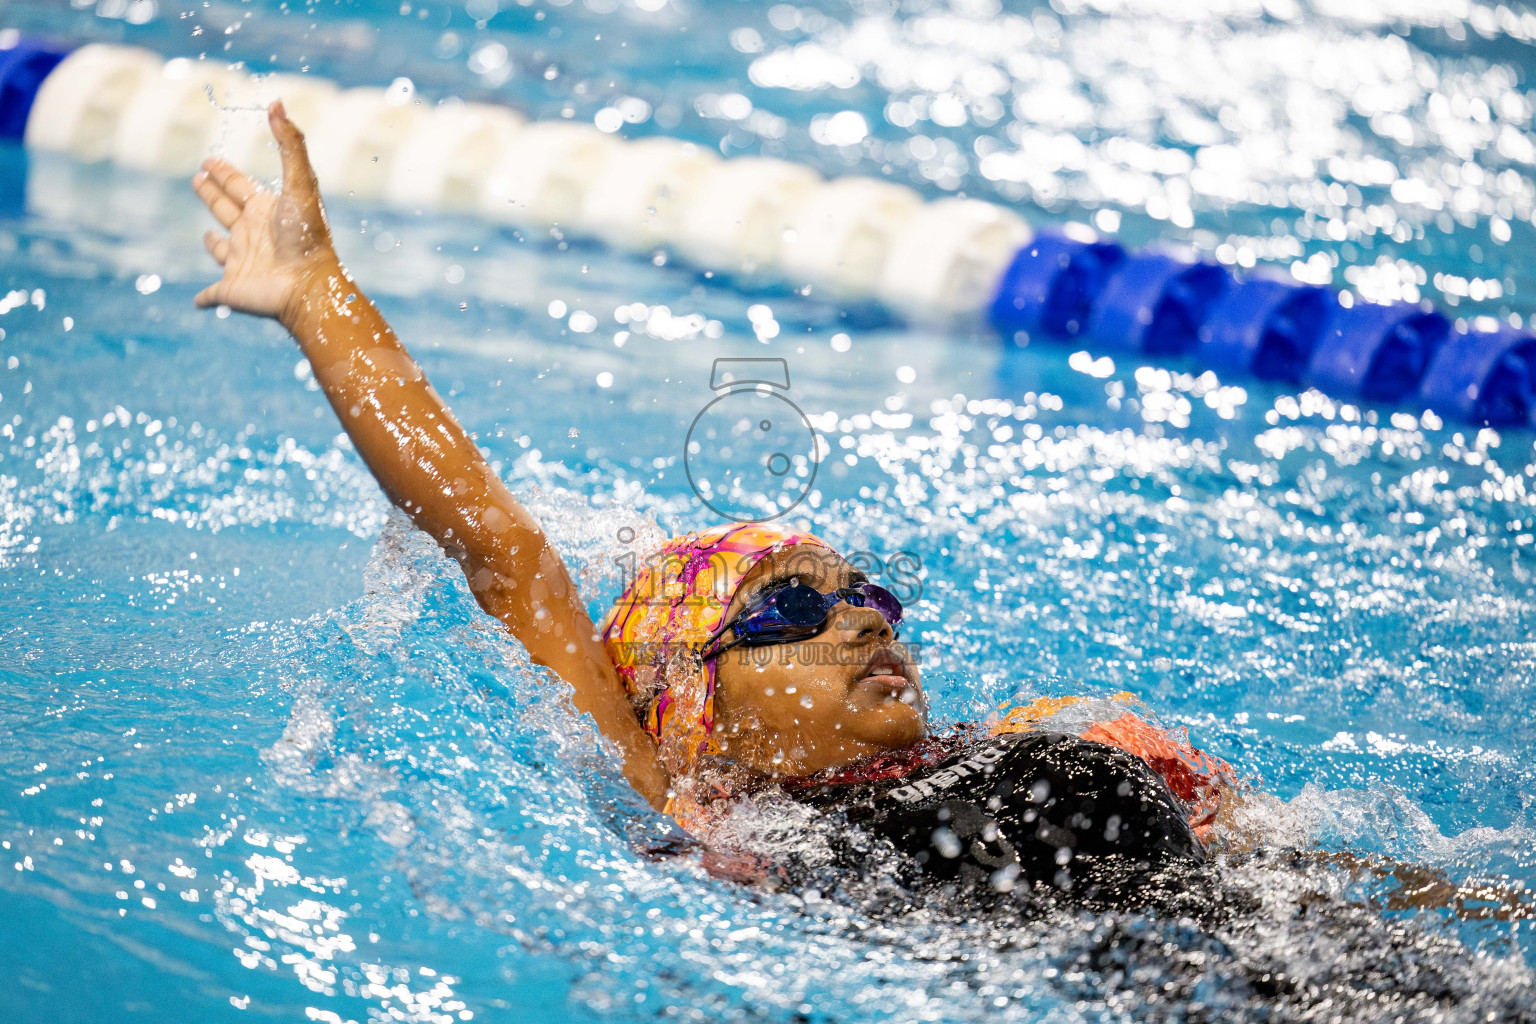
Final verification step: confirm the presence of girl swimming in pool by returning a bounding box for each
[189,103,1521,919]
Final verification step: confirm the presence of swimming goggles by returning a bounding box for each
[700,578,903,661]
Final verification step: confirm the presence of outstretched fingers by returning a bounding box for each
[203,229,230,266]
[203,157,261,206]
[192,169,243,229]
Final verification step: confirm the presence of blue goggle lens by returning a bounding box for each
[729,580,903,641]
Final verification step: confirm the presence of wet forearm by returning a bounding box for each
[280,259,530,555]
[277,261,672,809]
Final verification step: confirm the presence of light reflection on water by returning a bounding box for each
[1,0,1535,1020]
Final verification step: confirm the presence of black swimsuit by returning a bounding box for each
[760,736,1534,1021]
[787,730,1206,906]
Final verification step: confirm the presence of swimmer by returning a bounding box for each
[189,103,1527,919]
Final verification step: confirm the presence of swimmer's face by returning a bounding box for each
[709,544,927,778]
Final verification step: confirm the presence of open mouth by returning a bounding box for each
[854,648,916,700]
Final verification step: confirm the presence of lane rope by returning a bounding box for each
[3,35,1530,427]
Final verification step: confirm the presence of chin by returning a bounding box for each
[849,702,927,751]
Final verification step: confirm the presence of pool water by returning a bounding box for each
[2,0,1536,1021]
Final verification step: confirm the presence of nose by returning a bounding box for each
[831,600,894,642]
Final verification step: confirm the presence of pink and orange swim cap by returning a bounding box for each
[599,522,829,777]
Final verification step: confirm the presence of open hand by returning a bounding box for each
[192,101,337,325]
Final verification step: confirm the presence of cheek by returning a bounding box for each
[719,657,827,719]
[741,659,851,724]
[783,680,853,728]
[775,655,850,700]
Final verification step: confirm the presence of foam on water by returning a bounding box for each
[4,265,1534,1018]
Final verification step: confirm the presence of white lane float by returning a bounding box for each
[878,198,1032,323]
[777,176,925,299]
[575,136,721,253]
[479,120,620,230]
[304,86,424,199]
[24,43,163,162]
[208,72,340,181]
[673,156,823,277]
[110,57,244,174]
[385,102,526,213]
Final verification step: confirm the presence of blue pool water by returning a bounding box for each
[2,0,1536,1021]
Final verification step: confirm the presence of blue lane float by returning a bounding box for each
[989,232,1125,343]
[1419,326,1536,427]
[988,228,1534,427]
[1084,251,1230,356]
[0,34,69,140]
[1307,302,1449,403]
[0,33,66,217]
[1198,277,1334,383]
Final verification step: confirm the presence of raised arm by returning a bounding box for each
[192,102,668,809]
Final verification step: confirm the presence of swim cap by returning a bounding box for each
[600,522,829,778]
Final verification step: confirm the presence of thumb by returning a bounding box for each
[270,100,322,206]
[194,281,226,309]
